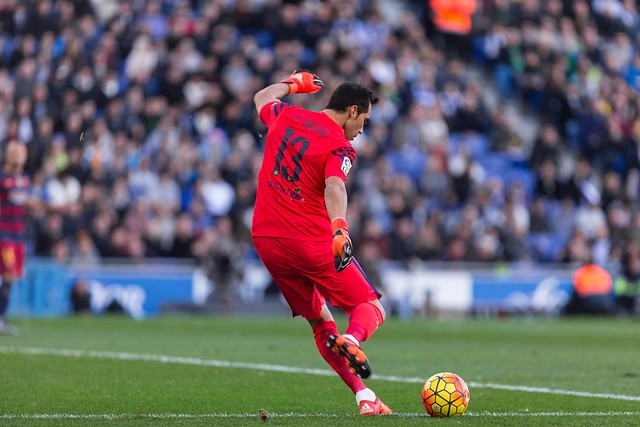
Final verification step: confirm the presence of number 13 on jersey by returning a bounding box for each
[273,127,310,182]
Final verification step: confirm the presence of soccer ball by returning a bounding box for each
[421,372,470,417]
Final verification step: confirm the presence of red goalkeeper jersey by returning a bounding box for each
[252,101,356,241]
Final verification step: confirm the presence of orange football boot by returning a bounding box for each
[359,397,393,416]
[327,334,372,378]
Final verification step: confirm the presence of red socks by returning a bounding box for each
[345,302,384,344]
[310,303,384,395]
[312,320,366,394]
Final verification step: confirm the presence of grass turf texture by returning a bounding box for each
[0,315,639,426]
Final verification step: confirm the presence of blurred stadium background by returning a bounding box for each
[2,0,640,320]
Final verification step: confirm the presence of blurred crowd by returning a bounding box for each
[1,0,640,302]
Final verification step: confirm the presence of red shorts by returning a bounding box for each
[0,242,25,277]
[253,237,381,320]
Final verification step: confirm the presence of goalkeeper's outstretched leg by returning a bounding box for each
[309,303,392,416]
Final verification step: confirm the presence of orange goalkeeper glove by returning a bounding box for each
[280,69,324,95]
[331,218,352,273]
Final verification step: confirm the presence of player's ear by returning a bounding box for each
[349,105,358,119]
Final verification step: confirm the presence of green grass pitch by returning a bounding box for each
[0,314,639,426]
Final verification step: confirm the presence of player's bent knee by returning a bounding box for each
[369,300,386,322]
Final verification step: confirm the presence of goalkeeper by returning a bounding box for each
[252,70,391,416]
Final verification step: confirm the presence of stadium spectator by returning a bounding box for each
[565,254,615,315]
[198,216,243,315]
[614,244,640,315]
[69,277,91,315]
[429,0,477,59]
[529,124,562,172]
[0,141,30,335]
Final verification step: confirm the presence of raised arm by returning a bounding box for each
[253,70,324,116]
[253,83,290,115]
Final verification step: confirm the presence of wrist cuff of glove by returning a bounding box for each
[331,217,348,235]
[279,80,297,95]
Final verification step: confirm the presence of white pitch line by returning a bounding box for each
[466,411,640,417]
[465,382,640,402]
[1,346,639,403]
[1,411,640,420]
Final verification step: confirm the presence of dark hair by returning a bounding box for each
[325,82,379,115]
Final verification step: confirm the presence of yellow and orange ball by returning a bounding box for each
[421,372,470,417]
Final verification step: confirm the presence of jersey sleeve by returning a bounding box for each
[324,146,356,183]
[259,101,291,126]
